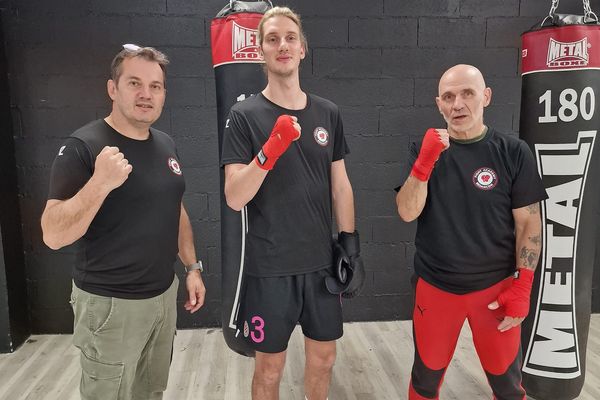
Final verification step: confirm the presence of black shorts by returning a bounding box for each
[236,268,343,353]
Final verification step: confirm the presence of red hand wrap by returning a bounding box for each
[411,128,446,181]
[255,115,299,170]
[497,268,535,318]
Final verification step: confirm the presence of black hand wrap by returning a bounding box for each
[325,230,366,298]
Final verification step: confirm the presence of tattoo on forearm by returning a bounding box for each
[529,234,541,246]
[520,246,539,269]
[526,203,540,215]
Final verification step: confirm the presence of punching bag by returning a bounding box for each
[519,1,600,398]
[211,0,271,357]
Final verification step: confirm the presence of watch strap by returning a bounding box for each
[185,261,203,273]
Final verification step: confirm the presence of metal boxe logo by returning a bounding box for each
[546,38,590,68]
[232,22,261,61]
[523,131,597,379]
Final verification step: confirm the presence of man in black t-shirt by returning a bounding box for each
[41,45,206,400]
[396,65,547,400]
[221,7,362,400]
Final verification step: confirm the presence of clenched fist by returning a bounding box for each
[255,115,301,170]
[93,146,132,192]
[411,128,450,181]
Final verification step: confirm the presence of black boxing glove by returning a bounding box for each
[325,231,366,298]
[338,231,366,298]
[325,240,353,295]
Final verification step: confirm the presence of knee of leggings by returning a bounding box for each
[485,357,526,400]
[410,357,446,399]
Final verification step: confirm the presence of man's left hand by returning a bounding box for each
[488,307,525,332]
[488,268,535,332]
[185,270,206,313]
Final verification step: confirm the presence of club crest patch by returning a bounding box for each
[168,157,182,176]
[313,127,329,146]
[472,167,498,190]
[243,321,250,338]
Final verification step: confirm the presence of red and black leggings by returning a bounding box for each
[409,278,526,400]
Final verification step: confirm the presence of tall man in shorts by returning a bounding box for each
[396,64,547,400]
[221,7,364,400]
[41,44,206,400]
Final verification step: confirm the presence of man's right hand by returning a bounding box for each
[93,146,132,191]
[255,115,301,170]
[411,128,449,181]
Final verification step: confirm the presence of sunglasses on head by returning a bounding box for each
[122,43,142,51]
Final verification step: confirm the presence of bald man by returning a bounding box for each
[395,65,547,400]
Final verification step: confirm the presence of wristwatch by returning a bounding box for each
[185,261,204,273]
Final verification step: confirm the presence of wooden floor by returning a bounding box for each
[1,316,599,399]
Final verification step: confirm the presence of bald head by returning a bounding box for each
[435,64,492,139]
[438,64,486,95]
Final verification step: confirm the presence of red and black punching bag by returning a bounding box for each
[211,0,271,357]
[519,1,600,398]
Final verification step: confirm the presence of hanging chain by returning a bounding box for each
[548,0,560,17]
[541,0,560,26]
[583,0,592,15]
[583,0,599,22]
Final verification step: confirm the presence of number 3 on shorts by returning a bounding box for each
[250,316,265,343]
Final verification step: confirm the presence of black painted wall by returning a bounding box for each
[0,5,29,351]
[0,222,28,353]
[0,228,9,352]
[1,0,599,333]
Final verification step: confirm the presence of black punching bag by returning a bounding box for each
[211,1,271,357]
[519,2,600,398]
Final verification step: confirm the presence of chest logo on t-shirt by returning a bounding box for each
[313,127,329,146]
[472,167,498,190]
[168,157,182,176]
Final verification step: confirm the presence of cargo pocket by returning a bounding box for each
[80,351,124,400]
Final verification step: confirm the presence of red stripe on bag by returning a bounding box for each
[522,25,600,74]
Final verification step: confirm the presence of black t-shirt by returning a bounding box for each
[400,127,548,294]
[47,119,185,299]
[221,93,349,277]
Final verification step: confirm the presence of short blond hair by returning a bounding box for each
[258,6,307,49]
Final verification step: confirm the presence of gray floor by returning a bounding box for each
[0,316,598,399]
